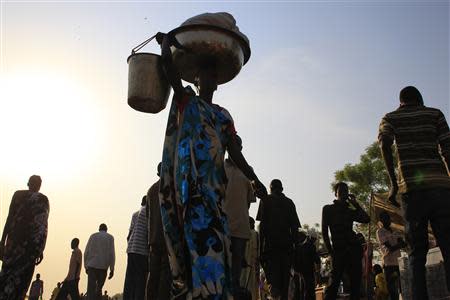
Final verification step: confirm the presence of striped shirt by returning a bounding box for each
[378,105,450,193]
[127,206,148,256]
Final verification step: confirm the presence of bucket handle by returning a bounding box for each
[131,34,157,54]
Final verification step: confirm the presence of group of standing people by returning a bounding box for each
[0,174,116,300]
[51,224,115,300]
[1,25,450,300]
[319,181,405,300]
[124,31,450,300]
[319,86,450,300]
[123,163,172,300]
[123,165,307,300]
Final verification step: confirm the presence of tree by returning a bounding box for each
[333,142,391,206]
[332,141,396,242]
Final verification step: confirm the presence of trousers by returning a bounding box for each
[86,267,107,300]
[383,265,400,300]
[402,188,450,300]
[324,245,362,300]
[265,249,292,300]
[231,236,248,298]
[147,246,171,300]
[123,253,148,300]
[57,279,80,300]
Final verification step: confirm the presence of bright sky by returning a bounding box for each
[0,1,448,297]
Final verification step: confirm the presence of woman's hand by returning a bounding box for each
[158,32,172,58]
[156,32,190,52]
[155,32,166,45]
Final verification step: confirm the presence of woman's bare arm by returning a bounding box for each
[227,137,267,197]
[157,33,184,96]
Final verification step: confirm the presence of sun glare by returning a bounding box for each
[0,71,102,181]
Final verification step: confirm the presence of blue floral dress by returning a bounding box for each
[160,87,235,299]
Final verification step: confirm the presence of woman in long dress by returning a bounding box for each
[0,176,49,300]
[157,33,266,300]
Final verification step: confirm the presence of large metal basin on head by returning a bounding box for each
[169,25,251,85]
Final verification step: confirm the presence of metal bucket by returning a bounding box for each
[127,52,170,113]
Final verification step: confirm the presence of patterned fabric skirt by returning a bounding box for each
[0,254,36,300]
[160,90,235,299]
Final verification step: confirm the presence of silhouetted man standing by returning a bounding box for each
[224,135,257,299]
[123,196,148,300]
[29,273,44,300]
[379,86,450,299]
[322,182,370,300]
[294,231,320,300]
[257,179,301,300]
[146,163,170,300]
[57,238,82,300]
[241,217,260,300]
[0,175,49,300]
[84,224,115,300]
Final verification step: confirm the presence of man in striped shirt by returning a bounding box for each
[123,196,148,300]
[379,86,450,300]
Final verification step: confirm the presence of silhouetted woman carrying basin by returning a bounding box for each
[157,32,267,300]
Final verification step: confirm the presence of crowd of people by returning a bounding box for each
[1,30,450,300]
[122,158,306,300]
[0,174,116,300]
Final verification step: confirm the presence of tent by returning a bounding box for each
[369,193,434,236]
[371,193,405,232]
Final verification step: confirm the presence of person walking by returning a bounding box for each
[146,163,171,300]
[50,282,62,300]
[57,238,82,300]
[376,212,405,300]
[102,290,109,300]
[241,217,261,300]
[257,179,301,300]
[0,175,49,300]
[373,264,389,300]
[294,231,320,300]
[224,135,257,299]
[321,182,370,300]
[29,273,44,300]
[123,196,148,300]
[379,86,450,299]
[84,224,115,300]
[156,29,267,299]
